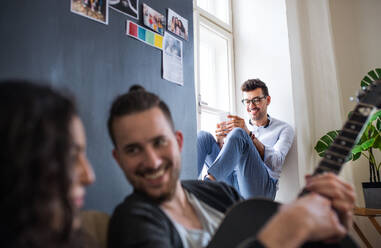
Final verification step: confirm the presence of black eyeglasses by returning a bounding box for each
[241,96,266,105]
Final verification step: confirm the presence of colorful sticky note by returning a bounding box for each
[154,34,163,49]
[138,27,146,40]
[146,31,155,45]
[126,21,163,50]
[128,21,138,37]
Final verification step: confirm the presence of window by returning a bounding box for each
[197,0,231,26]
[194,0,235,136]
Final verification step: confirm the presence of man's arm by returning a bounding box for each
[262,124,294,173]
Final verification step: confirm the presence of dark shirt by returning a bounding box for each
[108,180,243,248]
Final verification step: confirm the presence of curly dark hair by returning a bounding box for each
[241,78,269,96]
[0,80,87,247]
[107,84,175,146]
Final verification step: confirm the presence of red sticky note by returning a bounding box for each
[129,22,138,37]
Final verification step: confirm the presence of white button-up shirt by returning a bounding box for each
[247,115,294,179]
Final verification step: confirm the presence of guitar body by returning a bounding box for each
[208,199,358,248]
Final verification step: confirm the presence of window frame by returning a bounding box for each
[195,0,233,32]
[193,0,236,131]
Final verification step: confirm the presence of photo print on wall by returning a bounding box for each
[167,8,188,41]
[110,0,138,19]
[143,3,165,35]
[71,0,108,24]
[163,32,183,85]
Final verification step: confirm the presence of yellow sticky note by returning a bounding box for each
[154,34,163,49]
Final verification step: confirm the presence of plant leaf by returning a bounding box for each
[361,68,381,87]
[369,110,381,122]
[368,70,379,81]
[348,151,362,161]
[352,152,362,161]
[368,68,381,81]
[360,116,378,141]
[361,75,373,87]
[314,130,339,157]
[352,144,363,154]
[374,135,381,150]
[361,123,372,140]
[376,68,381,78]
[327,130,338,141]
[347,153,353,161]
[357,111,381,144]
[315,141,328,157]
[368,125,377,139]
[360,137,376,151]
[358,128,368,144]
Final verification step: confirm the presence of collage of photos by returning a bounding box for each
[70,0,188,85]
[143,3,165,35]
[167,8,188,41]
[71,0,108,24]
[110,0,139,19]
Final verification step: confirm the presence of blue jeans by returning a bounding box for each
[197,128,277,199]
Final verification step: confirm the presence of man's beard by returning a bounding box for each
[134,160,181,204]
[251,107,265,121]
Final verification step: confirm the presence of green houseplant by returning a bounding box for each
[314,68,381,208]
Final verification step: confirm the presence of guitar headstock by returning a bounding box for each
[357,80,381,108]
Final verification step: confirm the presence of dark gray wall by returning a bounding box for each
[0,0,197,214]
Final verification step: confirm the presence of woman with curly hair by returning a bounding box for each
[0,80,95,248]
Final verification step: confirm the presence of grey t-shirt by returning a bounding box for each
[165,190,225,248]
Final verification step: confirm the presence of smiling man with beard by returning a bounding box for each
[197,79,294,199]
[107,85,242,248]
[106,85,354,248]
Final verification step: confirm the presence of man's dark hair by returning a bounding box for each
[0,80,87,247]
[241,78,269,96]
[107,85,175,146]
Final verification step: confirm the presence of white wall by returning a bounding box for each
[232,0,300,203]
[285,0,346,177]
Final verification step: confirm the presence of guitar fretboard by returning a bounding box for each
[314,103,375,175]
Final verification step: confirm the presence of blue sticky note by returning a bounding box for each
[138,27,146,41]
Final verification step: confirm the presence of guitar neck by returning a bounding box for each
[314,103,375,175]
[299,102,375,197]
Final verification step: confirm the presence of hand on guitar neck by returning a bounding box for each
[257,173,355,248]
[304,173,355,232]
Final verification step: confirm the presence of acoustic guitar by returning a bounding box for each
[208,80,381,248]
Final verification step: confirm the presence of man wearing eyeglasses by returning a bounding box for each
[197,79,294,199]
